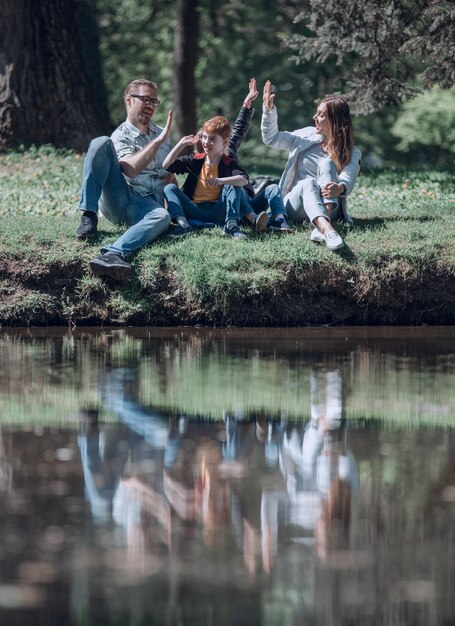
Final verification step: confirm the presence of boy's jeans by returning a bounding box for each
[164,183,242,225]
[78,136,170,257]
[240,183,287,219]
[284,157,342,224]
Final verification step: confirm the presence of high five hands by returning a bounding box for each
[157,109,174,144]
[176,134,199,149]
[263,80,276,112]
[243,78,259,108]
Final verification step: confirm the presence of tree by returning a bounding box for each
[285,0,455,114]
[93,0,175,127]
[172,0,200,138]
[402,1,455,90]
[93,0,314,173]
[391,86,455,164]
[0,0,110,152]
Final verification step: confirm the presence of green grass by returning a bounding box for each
[0,146,454,326]
[0,145,83,217]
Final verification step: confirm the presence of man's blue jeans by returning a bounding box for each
[164,183,242,225]
[239,183,287,219]
[78,136,171,257]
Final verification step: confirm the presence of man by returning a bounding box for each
[76,79,173,280]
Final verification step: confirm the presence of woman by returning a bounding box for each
[261,80,361,250]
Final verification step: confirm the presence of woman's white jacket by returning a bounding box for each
[261,107,361,223]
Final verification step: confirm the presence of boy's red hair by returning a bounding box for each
[202,116,231,141]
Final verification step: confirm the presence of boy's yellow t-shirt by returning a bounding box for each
[192,160,221,203]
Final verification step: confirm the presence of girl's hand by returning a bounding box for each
[263,80,276,111]
[322,182,345,198]
[243,78,258,108]
[207,177,221,186]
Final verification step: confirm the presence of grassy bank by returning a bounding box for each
[1,146,454,327]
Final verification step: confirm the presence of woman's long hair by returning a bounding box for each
[321,96,354,173]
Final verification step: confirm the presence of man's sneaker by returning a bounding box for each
[324,230,344,251]
[254,211,269,233]
[268,217,293,233]
[223,223,248,239]
[77,211,98,240]
[89,251,134,281]
[169,224,194,239]
[310,227,325,243]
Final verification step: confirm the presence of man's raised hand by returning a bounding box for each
[157,109,173,144]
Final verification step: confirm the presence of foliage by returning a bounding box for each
[285,0,454,114]
[88,0,453,170]
[93,0,175,127]
[391,87,455,162]
[2,1,452,167]
[402,1,455,90]
[92,0,341,172]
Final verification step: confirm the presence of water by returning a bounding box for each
[0,327,454,626]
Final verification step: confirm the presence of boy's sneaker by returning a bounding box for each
[310,227,325,243]
[169,224,194,239]
[254,211,269,233]
[268,216,293,233]
[89,251,134,281]
[223,224,248,239]
[324,230,344,251]
[76,211,98,240]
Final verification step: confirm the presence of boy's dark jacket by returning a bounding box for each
[165,105,255,201]
[165,153,250,201]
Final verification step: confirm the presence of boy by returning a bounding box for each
[190,79,292,234]
[163,116,249,239]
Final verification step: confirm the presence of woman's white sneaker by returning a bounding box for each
[324,230,344,250]
[310,227,325,243]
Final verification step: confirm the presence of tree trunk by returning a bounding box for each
[0,0,110,152]
[172,0,199,138]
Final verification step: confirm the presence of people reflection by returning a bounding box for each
[77,369,175,533]
[78,369,241,556]
[77,408,131,523]
[163,420,249,548]
[77,366,358,580]
[280,369,359,560]
[0,428,13,495]
[225,413,286,575]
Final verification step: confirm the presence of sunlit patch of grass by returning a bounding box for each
[0,145,83,217]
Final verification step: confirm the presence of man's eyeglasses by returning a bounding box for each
[130,94,161,107]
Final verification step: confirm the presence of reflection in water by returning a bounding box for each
[0,328,454,625]
[280,370,359,563]
[78,367,359,574]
